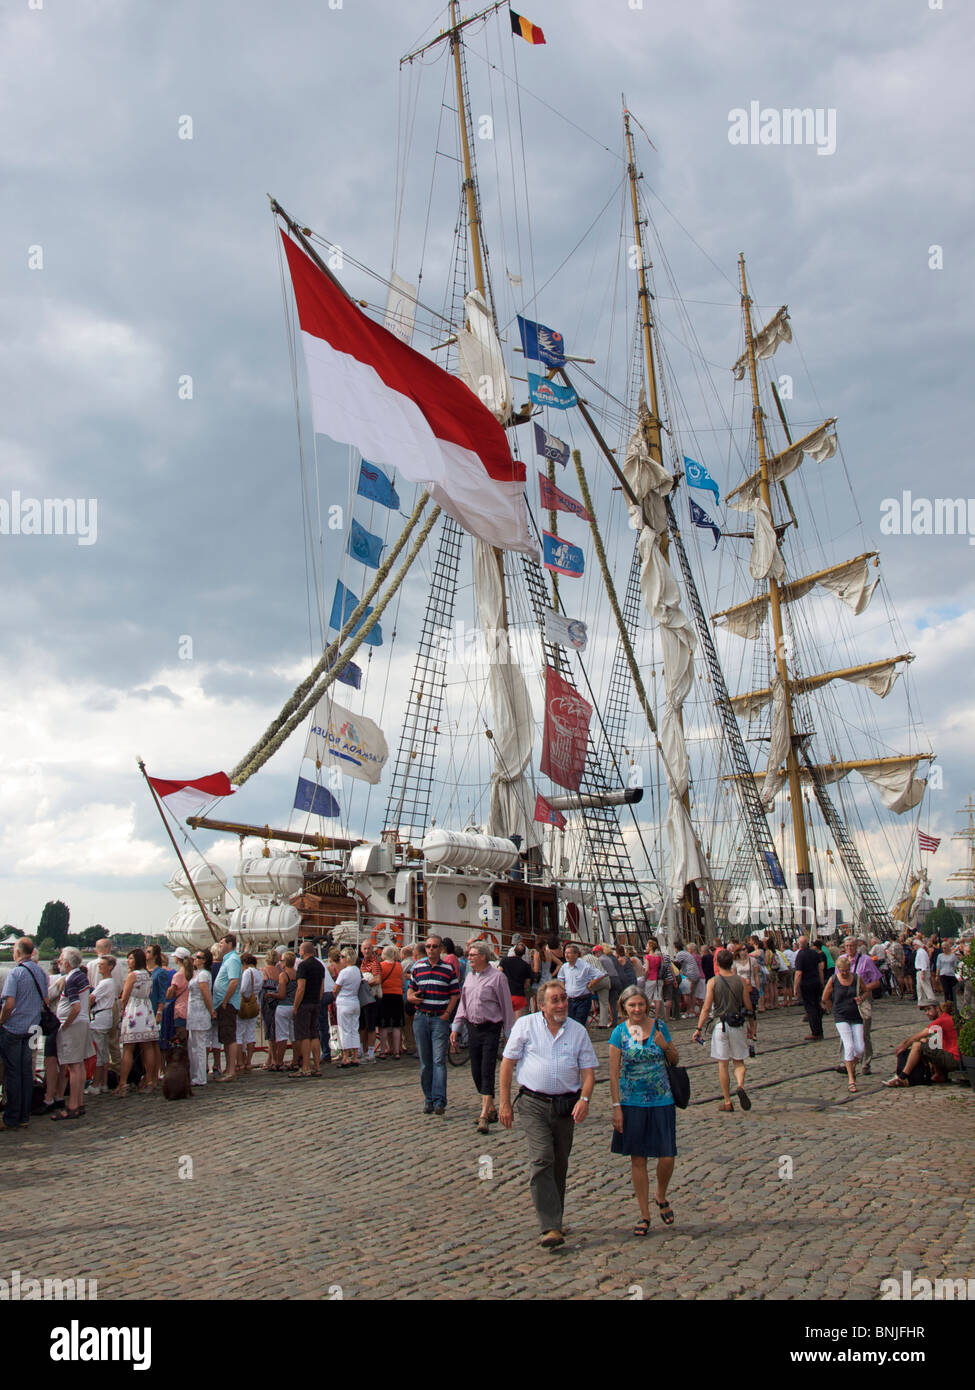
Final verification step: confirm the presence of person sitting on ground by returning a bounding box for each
[884,1003,960,1087]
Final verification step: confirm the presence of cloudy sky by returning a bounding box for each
[2,0,972,937]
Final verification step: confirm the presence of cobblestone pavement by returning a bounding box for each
[2,996,972,1301]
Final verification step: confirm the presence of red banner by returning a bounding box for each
[538,471,591,521]
[534,792,566,830]
[540,667,592,791]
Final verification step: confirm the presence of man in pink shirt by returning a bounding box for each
[450,941,515,1134]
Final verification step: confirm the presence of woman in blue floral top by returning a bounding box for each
[609,985,680,1235]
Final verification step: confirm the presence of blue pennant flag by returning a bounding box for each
[336,661,362,690]
[533,421,569,467]
[347,518,384,569]
[294,775,340,819]
[528,372,576,410]
[763,851,786,888]
[357,460,399,510]
[328,580,383,646]
[542,530,585,577]
[689,498,721,549]
[684,456,721,504]
[517,315,567,368]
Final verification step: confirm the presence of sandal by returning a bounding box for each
[848,1082,857,1093]
[655,1199,675,1226]
[718,1101,735,1112]
[883,1076,908,1088]
[51,1107,82,1121]
[633,1218,651,1237]
[113,1085,129,1098]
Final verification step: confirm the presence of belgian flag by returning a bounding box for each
[510,9,545,44]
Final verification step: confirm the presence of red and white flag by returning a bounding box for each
[540,666,592,792]
[918,830,941,853]
[281,232,535,556]
[147,771,234,820]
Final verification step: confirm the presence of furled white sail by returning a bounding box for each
[749,497,785,582]
[715,554,880,638]
[625,393,704,893]
[761,676,791,806]
[474,539,540,848]
[859,761,926,814]
[728,420,837,511]
[731,657,905,717]
[455,290,513,423]
[732,306,792,379]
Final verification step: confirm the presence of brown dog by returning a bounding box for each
[162,1043,193,1100]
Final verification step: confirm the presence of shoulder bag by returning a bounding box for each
[651,1019,690,1110]
[22,964,59,1036]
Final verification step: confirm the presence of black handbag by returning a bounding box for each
[652,1018,690,1109]
[22,963,59,1036]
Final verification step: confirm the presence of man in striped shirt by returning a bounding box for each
[407,935,460,1115]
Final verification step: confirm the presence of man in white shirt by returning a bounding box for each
[914,939,936,1005]
[556,944,604,1028]
[499,979,598,1249]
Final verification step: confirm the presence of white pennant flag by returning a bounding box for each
[544,608,588,651]
[304,697,388,785]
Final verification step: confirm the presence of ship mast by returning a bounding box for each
[947,796,975,925]
[738,254,816,925]
[623,105,701,936]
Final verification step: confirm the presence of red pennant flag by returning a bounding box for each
[534,792,566,830]
[540,666,592,792]
[538,471,592,522]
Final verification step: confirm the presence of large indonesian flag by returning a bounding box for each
[147,771,234,820]
[281,232,536,556]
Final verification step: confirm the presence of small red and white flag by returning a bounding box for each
[147,771,234,820]
[281,231,535,556]
[918,830,941,853]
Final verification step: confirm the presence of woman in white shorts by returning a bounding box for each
[692,947,752,1113]
[821,954,865,1092]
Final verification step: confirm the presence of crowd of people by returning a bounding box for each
[1,922,970,1249]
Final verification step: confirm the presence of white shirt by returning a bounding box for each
[915,947,931,973]
[557,958,604,998]
[501,1012,599,1094]
[87,955,128,993]
[90,977,118,1027]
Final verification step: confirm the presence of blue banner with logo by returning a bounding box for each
[689,498,721,548]
[528,372,576,410]
[347,518,384,569]
[517,315,567,368]
[533,421,569,467]
[542,530,585,577]
[684,456,721,504]
[357,460,399,509]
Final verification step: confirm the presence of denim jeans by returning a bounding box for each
[0,1027,34,1128]
[413,1012,450,1106]
[567,995,591,1028]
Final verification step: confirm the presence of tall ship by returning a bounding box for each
[148,2,933,956]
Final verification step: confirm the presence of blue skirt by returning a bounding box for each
[611,1103,677,1157]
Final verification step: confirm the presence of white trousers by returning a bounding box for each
[835,1020,864,1062]
[187,1029,208,1086]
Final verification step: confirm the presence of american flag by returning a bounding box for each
[918,830,941,853]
